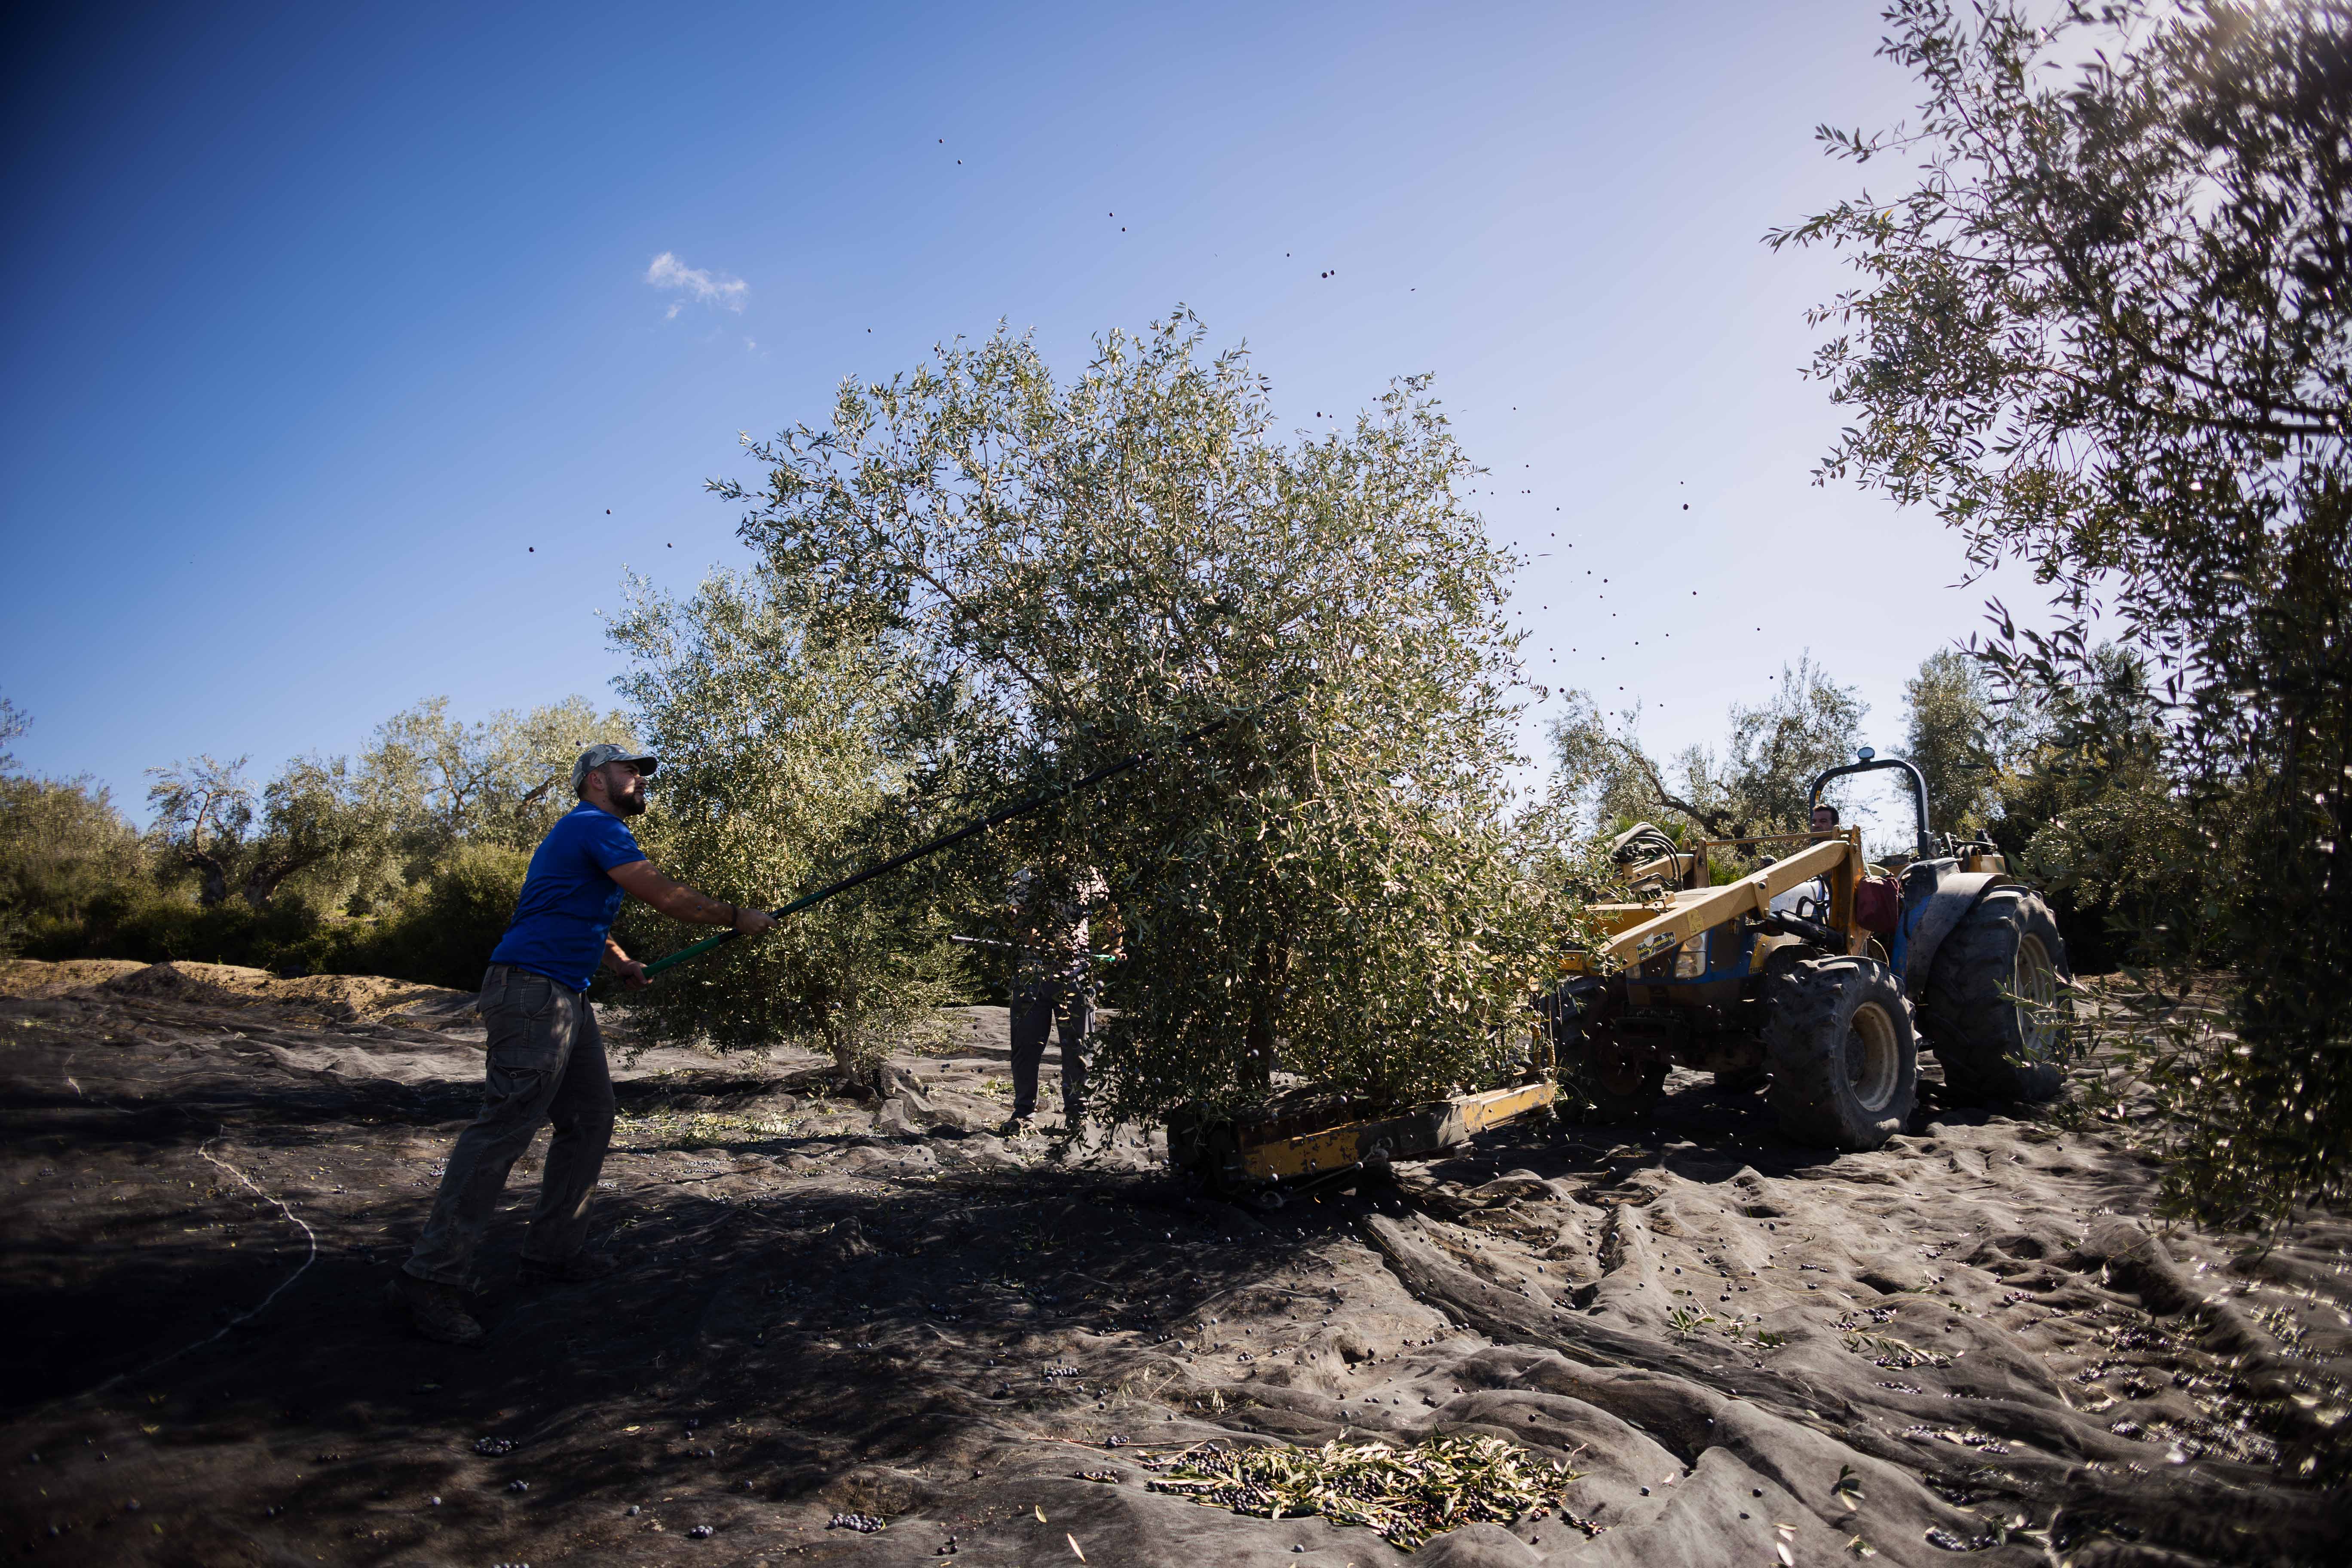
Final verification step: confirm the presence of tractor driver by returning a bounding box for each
[1769,801,1844,927]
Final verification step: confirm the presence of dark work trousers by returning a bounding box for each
[1009,980,1093,1121]
[404,964,615,1289]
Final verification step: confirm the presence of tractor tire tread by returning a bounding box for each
[1763,954,1917,1152]
[1923,888,2070,1104]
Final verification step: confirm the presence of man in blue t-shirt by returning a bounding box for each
[393,742,775,1344]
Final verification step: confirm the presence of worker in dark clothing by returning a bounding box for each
[1002,864,1115,1135]
[391,742,774,1345]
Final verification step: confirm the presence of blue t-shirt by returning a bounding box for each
[488,803,648,990]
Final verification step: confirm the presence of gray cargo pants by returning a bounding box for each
[1009,981,1092,1121]
[404,963,614,1289]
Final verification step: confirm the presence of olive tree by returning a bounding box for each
[145,754,374,910]
[713,314,1573,1121]
[358,696,633,875]
[0,774,148,957]
[1772,0,2351,1225]
[1901,648,2015,835]
[0,696,25,774]
[1550,656,1864,843]
[605,570,966,1077]
[1991,645,2213,968]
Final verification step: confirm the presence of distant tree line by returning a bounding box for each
[0,629,2194,1064]
[0,694,634,991]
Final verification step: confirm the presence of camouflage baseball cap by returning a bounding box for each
[571,742,659,794]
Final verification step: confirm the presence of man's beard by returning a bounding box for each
[612,790,647,816]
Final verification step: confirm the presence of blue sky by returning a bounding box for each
[2,0,2043,839]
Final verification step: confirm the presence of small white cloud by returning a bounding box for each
[645,251,747,312]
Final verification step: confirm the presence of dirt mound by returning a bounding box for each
[259,970,475,1022]
[93,959,250,1004]
[0,957,473,1021]
[0,958,150,997]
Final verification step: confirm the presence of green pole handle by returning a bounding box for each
[638,860,887,976]
[638,931,738,978]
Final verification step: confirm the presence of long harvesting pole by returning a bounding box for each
[637,690,1298,979]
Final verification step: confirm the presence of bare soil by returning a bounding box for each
[2,960,2345,1566]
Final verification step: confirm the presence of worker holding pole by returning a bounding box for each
[386,696,1292,1341]
[392,742,774,1346]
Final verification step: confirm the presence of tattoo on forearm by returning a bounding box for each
[677,888,730,925]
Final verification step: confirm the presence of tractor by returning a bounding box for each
[1166,749,2070,1198]
[1544,750,2071,1151]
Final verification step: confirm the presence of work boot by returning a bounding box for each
[998,1113,1036,1137]
[390,1272,484,1346]
[518,1251,619,1288]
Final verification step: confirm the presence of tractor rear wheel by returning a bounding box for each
[1923,888,2070,1103]
[1763,955,1917,1151]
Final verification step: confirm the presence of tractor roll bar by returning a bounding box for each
[1809,753,1933,860]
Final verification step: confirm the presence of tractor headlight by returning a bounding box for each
[1673,934,1706,979]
